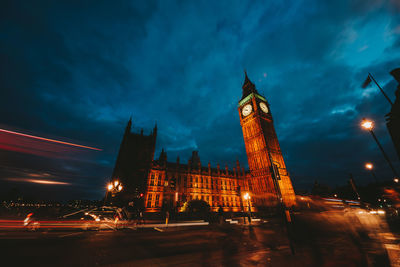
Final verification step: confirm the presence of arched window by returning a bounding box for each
[147,194,153,208]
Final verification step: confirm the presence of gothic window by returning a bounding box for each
[147,194,152,208]
[155,194,160,207]
[150,173,155,186]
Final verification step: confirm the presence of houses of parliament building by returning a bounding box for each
[111,73,296,212]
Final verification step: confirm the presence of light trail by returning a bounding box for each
[0,128,102,151]
[5,178,71,185]
[25,179,70,185]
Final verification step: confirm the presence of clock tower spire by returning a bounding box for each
[238,72,295,208]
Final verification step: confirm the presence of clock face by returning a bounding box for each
[242,104,252,117]
[259,102,269,113]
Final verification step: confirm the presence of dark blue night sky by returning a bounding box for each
[1,0,400,200]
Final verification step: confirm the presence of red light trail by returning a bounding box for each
[0,128,102,151]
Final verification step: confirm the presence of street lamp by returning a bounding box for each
[365,162,379,183]
[361,118,399,178]
[394,178,399,183]
[106,180,124,200]
[361,119,374,131]
[107,183,113,191]
[243,193,251,223]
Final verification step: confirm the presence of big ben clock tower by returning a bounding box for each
[238,72,296,207]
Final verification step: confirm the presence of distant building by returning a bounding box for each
[386,68,400,161]
[111,73,296,212]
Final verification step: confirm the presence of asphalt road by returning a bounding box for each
[0,212,399,267]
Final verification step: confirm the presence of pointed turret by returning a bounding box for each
[153,122,157,137]
[241,70,259,99]
[159,148,167,163]
[125,117,132,134]
[189,151,201,169]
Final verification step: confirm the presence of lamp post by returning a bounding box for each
[105,180,123,205]
[361,118,399,178]
[365,163,379,183]
[243,192,251,224]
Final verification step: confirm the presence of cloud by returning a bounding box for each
[1,0,400,199]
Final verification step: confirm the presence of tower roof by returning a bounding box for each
[242,71,258,99]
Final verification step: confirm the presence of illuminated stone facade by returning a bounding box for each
[238,72,296,207]
[145,151,251,212]
[112,73,295,212]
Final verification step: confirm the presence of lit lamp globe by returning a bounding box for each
[107,183,113,191]
[365,163,373,170]
[361,119,374,131]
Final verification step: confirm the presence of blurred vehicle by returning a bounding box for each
[368,209,386,215]
[23,213,40,231]
[22,207,126,231]
[87,206,128,229]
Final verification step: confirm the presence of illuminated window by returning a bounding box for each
[147,194,153,208]
[150,173,155,186]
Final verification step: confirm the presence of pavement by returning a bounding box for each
[0,211,399,267]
